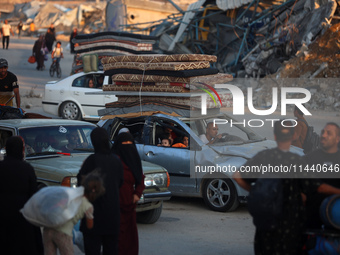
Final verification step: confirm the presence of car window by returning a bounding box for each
[19,125,95,156]
[72,74,109,89]
[112,118,147,144]
[152,118,189,148]
[199,116,256,144]
[0,129,14,149]
[93,74,106,89]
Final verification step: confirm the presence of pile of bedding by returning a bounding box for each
[71,31,157,74]
[100,54,233,116]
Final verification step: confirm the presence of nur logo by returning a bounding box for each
[199,84,312,116]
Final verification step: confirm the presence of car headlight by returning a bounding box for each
[144,173,168,188]
[61,176,78,188]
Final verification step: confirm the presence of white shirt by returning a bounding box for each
[2,24,11,36]
[199,134,210,144]
[53,47,63,58]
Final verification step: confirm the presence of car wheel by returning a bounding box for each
[202,178,240,212]
[137,202,163,224]
[60,101,81,120]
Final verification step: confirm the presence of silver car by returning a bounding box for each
[99,113,303,212]
[0,119,171,223]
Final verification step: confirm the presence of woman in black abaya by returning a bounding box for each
[0,136,44,255]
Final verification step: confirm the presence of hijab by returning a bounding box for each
[90,127,111,154]
[113,132,143,185]
[6,136,24,160]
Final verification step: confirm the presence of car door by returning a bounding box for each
[141,117,197,195]
[70,73,116,118]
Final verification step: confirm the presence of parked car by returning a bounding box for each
[0,119,171,223]
[98,112,303,212]
[42,71,115,121]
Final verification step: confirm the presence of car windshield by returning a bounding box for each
[19,125,95,157]
[185,113,265,145]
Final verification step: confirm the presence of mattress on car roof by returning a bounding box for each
[101,54,217,64]
[75,41,153,52]
[102,61,211,71]
[110,72,232,84]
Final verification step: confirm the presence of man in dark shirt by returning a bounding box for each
[0,58,20,108]
[304,122,340,228]
[233,120,340,255]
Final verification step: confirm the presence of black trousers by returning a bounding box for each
[83,233,119,255]
[2,36,9,49]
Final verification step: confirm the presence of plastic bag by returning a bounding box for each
[21,186,84,228]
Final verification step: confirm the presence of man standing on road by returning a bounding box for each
[304,122,340,229]
[1,20,14,50]
[17,20,23,38]
[233,120,340,255]
[0,58,21,108]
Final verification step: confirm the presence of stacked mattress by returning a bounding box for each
[71,31,158,74]
[100,54,234,117]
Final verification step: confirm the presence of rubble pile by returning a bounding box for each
[1,0,106,36]
[232,77,340,112]
[128,0,340,80]
[276,23,340,78]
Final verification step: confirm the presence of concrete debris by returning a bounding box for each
[231,78,340,112]
[124,0,340,81]
[0,0,106,36]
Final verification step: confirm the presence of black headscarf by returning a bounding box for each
[90,127,111,154]
[6,136,24,160]
[113,132,143,185]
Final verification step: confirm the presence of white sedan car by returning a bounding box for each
[42,71,117,121]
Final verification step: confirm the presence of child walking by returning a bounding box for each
[42,171,105,255]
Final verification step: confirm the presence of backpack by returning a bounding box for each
[0,106,24,119]
[247,178,283,231]
[299,119,320,154]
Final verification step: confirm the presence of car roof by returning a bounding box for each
[0,119,97,128]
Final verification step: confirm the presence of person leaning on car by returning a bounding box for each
[199,122,222,145]
[0,58,20,108]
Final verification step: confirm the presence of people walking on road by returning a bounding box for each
[1,20,14,49]
[70,27,78,54]
[33,35,46,71]
[43,171,105,255]
[45,28,56,53]
[0,58,21,108]
[113,132,145,255]
[304,122,340,229]
[233,120,340,255]
[77,127,124,255]
[29,21,35,37]
[49,23,56,37]
[0,136,44,255]
[292,106,308,149]
[17,20,23,38]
